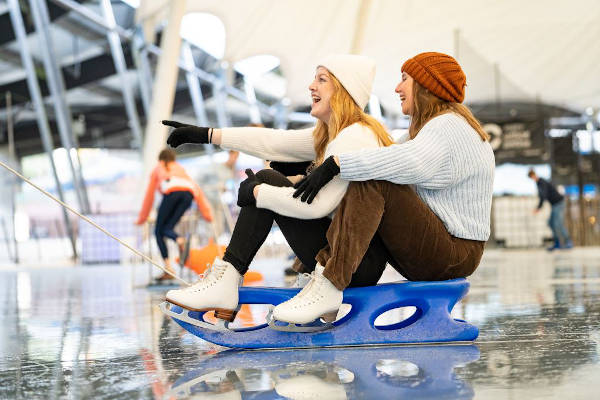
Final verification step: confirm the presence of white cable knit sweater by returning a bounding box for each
[220,112,495,241]
[222,123,382,219]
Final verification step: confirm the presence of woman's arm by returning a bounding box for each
[164,120,315,161]
[291,117,458,202]
[339,117,454,188]
[254,123,381,219]
[216,127,316,162]
[255,177,348,219]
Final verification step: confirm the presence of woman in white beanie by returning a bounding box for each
[163,54,394,324]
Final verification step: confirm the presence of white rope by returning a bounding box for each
[0,159,190,286]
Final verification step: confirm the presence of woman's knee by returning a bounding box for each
[255,168,292,187]
[344,180,403,206]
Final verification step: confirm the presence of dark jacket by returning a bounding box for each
[536,178,564,209]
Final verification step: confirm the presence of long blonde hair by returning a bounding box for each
[408,81,489,141]
[312,72,394,164]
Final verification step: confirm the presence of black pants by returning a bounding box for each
[223,169,389,287]
[155,190,193,258]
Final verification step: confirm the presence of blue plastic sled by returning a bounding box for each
[165,278,478,349]
[170,344,479,399]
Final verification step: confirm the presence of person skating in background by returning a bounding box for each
[528,169,573,250]
[136,149,213,280]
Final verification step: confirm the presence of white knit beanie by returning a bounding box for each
[318,54,376,110]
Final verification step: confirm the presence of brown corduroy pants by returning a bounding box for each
[316,181,485,290]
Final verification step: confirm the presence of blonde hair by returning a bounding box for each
[312,72,394,164]
[409,81,489,141]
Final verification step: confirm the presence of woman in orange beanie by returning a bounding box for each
[136,149,213,281]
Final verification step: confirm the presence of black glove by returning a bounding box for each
[269,161,312,176]
[293,155,340,204]
[163,120,211,148]
[237,169,259,207]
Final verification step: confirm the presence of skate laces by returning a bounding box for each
[292,268,334,306]
[293,269,323,302]
[292,272,312,288]
[188,259,229,290]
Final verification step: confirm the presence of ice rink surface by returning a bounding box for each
[1,248,599,399]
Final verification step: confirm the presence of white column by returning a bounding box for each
[142,0,187,176]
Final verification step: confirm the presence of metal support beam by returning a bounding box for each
[49,0,288,124]
[181,41,216,157]
[181,41,209,126]
[100,0,143,149]
[50,0,132,40]
[132,27,153,117]
[214,65,231,127]
[6,92,19,264]
[30,0,90,214]
[243,77,262,125]
[274,100,289,129]
[49,0,314,131]
[7,0,77,259]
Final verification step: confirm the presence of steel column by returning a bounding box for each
[5,92,19,263]
[181,41,209,126]
[7,0,77,259]
[214,65,231,127]
[100,0,144,149]
[30,0,90,214]
[132,27,153,118]
[243,77,262,124]
[274,100,289,129]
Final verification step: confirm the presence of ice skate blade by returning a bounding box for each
[159,301,231,331]
[266,309,334,333]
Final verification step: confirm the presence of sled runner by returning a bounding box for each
[160,278,478,349]
[169,344,479,399]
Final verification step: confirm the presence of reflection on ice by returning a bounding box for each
[170,344,479,399]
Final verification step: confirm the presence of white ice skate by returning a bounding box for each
[275,374,347,400]
[160,258,243,330]
[268,265,342,332]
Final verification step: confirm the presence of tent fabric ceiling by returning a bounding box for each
[136,0,600,114]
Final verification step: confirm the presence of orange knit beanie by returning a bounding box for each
[401,52,466,103]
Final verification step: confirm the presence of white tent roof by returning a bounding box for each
[137,0,600,114]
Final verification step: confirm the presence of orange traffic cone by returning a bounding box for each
[176,238,226,274]
[176,238,264,282]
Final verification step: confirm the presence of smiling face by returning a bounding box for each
[395,72,414,115]
[309,67,335,123]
